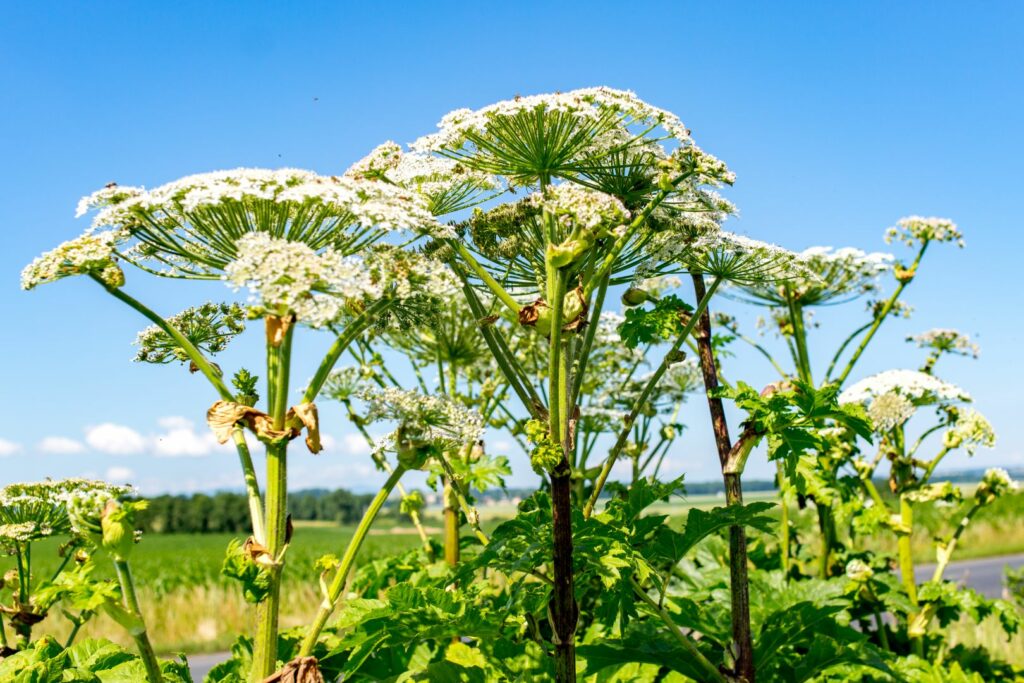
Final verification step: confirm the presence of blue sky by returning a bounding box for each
[1,1,1022,494]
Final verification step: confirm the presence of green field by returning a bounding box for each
[7,489,1024,655]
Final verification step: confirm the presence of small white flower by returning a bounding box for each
[885,216,964,248]
[839,370,971,406]
[867,391,917,432]
[21,229,125,290]
[942,409,996,454]
[909,328,980,359]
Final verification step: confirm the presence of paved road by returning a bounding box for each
[914,552,1024,598]
[189,652,228,681]
[185,554,1024,680]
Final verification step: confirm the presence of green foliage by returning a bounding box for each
[616,295,693,349]
[220,538,271,604]
[0,638,192,683]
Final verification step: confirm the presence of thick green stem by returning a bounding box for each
[251,323,295,682]
[583,277,721,518]
[777,462,791,578]
[898,496,918,605]
[690,273,755,683]
[299,466,406,656]
[113,559,162,683]
[817,505,837,579]
[443,477,461,566]
[787,297,813,385]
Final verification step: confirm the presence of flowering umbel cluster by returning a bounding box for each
[134,302,246,364]
[356,386,485,468]
[886,216,964,248]
[0,479,133,547]
[21,230,125,290]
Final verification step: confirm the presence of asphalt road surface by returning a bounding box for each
[914,551,1024,598]
[186,553,1024,680]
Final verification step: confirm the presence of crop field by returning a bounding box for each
[8,491,1024,658]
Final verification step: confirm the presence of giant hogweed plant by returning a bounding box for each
[11,88,1015,683]
[721,217,967,578]
[340,87,851,682]
[717,218,1021,676]
[22,168,458,681]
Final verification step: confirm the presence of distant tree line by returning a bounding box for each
[136,468,1012,533]
[136,489,377,533]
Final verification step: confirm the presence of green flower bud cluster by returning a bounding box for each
[396,424,442,471]
[524,419,563,475]
[68,491,146,561]
[532,184,629,270]
[134,302,247,365]
[232,368,260,407]
[400,490,426,516]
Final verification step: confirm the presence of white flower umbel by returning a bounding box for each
[867,391,917,432]
[977,467,1017,500]
[734,245,893,307]
[73,168,446,277]
[364,247,461,302]
[909,328,980,359]
[346,141,501,216]
[839,369,972,406]
[225,233,380,328]
[664,231,812,285]
[529,183,630,234]
[412,87,694,156]
[0,479,133,545]
[942,409,996,455]
[410,87,735,191]
[21,229,125,290]
[358,386,485,454]
[886,216,964,248]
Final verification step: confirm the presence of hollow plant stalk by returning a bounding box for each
[547,265,578,683]
[112,559,163,683]
[691,273,755,683]
[299,465,407,656]
[251,319,295,682]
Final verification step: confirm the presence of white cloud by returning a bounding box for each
[152,418,213,458]
[85,423,148,455]
[157,416,194,430]
[38,436,87,454]
[343,433,371,455]
[319,433,337,452]
[0,438,21,456]
[105,466,135,483]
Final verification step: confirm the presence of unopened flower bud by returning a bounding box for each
[99,263,125,288]
[845,559,874,582]
[621,287,651,307]
[894,265,916,283]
